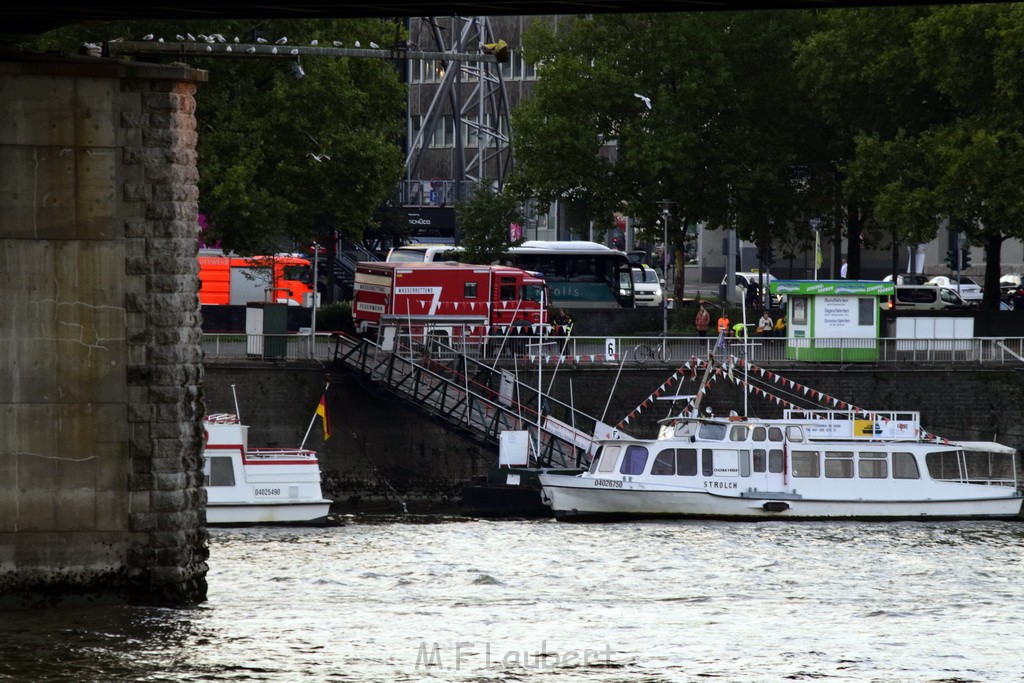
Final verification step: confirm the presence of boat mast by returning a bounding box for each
[689,354,717,417]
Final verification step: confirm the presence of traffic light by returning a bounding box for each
[960,248,971,269]
[766,246,776,267]
[944,249,957,270]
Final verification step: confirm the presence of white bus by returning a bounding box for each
[384,241,635,308]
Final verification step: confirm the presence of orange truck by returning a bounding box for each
[198,250,314,306]
[352,261,549,343]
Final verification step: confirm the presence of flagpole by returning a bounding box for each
[300,384,330,450]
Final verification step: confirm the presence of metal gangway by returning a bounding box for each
[330,330,604,468]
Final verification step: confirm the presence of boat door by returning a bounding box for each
[748,424,788,492]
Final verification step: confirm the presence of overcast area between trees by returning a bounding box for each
[34,6,1024,310]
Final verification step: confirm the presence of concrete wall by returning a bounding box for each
[0,54,208,606]
[205,359,1024,513]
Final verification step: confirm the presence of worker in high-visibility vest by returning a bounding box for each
[717,313,730,336]
[732,321,747,338]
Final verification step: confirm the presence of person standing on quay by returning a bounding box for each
[695,303,710,337]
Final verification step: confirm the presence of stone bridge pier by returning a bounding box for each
[0,54,209,605]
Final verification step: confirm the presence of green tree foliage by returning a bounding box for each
[802,5,1024,307]
[455,183,524,264]
[29,19,406,256]
[510,12,822,298]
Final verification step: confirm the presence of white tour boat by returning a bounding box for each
[539,360,1022,521]
[202,413,333,525]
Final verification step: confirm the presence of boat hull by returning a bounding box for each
[206,501,332,526]
[539,476,1024,521]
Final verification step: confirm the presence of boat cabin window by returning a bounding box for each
[739,450,751,477]
[598,445,621,473]
[768,449,784,473]
[207,456,235,487]
[824,451,854,478]
[792,450,820,478]
[926,450,964,481]
[729,425,749,441]
[786,426,804,443]
[588,447,604,475]
[702,450,713,476]
[858,452,887,479]
[698,423,727,441]
[673,422,698,439]
[651,450,675,475]
[650,448,699,477]
[619,445,649,476]
[752,426,767,442]
[893,452,920,479]
[768,427,784,442]
[753,448,766,473]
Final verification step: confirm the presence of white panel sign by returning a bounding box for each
[498,431,530,466]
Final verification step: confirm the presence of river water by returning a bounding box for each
[2,516,1023,682]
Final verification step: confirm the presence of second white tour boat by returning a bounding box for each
[539,359,1022,521]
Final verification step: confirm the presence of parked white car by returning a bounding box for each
[926,275,983,303]
[721,271,780,306]
[632,265,664,307]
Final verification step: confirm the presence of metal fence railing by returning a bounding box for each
[200,332,1024,366]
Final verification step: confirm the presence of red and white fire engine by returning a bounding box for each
[352,262,549,345]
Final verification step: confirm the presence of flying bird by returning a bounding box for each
[307,153,331,162]
[276,37,288,45]
[634,93,652,109]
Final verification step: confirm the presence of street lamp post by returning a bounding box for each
[657,199,674,342]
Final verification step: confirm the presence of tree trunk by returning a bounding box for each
[846,201,862,279]
[981,232,1004,310]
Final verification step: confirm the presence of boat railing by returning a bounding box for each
[246,447,318,460]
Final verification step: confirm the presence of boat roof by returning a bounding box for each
[956,441,1017,455]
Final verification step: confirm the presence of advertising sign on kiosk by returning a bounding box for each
[769,280,894,362]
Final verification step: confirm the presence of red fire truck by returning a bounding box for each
[198,250,314,306]
[352,262,549,344]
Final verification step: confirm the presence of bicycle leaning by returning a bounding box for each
[632,337,671,364]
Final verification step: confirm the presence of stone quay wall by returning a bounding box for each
[0,55,208,606]
[204,359,1024,513]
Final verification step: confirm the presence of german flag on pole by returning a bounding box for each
[316,393,331,440]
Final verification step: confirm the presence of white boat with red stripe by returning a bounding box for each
[203,413,332,526]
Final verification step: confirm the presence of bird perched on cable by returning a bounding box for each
[634,93,652,109]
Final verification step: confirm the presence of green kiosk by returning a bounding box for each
[769,280,894,362]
